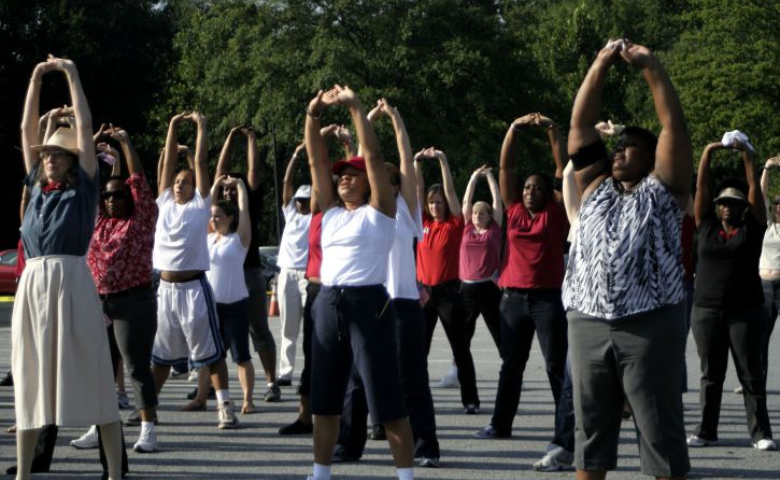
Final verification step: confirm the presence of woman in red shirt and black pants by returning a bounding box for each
[415,147,480,414]
[476,113,569,439]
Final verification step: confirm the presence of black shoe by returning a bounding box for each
[186,386,216,400]
[263,384,282,402]
[465,404,480,415]
[6,462,50,475]
[276,378,292,387]
[369,424,386,441]
[0,371,13,387]
[278,418,314,435]
[332,445,361,463]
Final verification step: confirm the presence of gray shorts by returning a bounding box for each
[568,302,690,477]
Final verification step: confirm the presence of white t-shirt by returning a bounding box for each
[321,204,396,287]
[277,200,312,270]
[207,232,249,304]
[386,196,422,299]
[153,188,211,272]
[760,221,780,270]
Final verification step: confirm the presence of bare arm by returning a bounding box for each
[336,85,395,216]
[305,90,337,212]
[215,127,241,181]
[335,125,357,158]
[539,115,566,205]
[562,161,582,224]
[622,43,692,204]
[694,143,720,227]
[462,168,480,223]
[20,61,51,174]
[190,112,210,198]
[283,143,304,206]
[56,58,96,179]
[736,141,766,225]
[499,114,538,206]
[383,100,417,214]
[234,178,252,248]
[485,169,503,227]
[435,150,460,216]
[159,113,187,196]
[568,46,621,196]
[245,128,260,191]
[414,149,427,213]
[110,126,142,176]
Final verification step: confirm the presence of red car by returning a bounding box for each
[0,249,18,295]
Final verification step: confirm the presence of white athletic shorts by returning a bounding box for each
[152,276,225,368]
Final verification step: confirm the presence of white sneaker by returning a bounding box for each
[753,438,777,451]
[533,452,572,471]
[218,401,240,429]
[133,426,158,453]
[687,434,717,447]
[70,425,99,449]
[188,370,199,382]
[434,372,460,388]
[734,386,743,394]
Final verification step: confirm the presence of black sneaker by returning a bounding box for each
[465,404,480,415]
[369,424,386,440]
[332,445,361,463]
[263,384,282,402]
[278,419,313,435]
[0,371,13,387]
[186,386,216,400]
[276,378,293,387]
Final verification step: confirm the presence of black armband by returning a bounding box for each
[553,177,563,191]
[570,139,608,171]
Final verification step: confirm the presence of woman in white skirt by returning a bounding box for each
[14,56,123,479]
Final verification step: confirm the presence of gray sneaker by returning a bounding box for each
[533,453,572,472]
[218,402,240,429]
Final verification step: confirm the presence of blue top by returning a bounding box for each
[21,164,98,259]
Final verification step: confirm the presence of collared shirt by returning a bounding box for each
[87,173,157,294]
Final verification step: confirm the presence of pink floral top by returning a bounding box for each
[87,173,157,294]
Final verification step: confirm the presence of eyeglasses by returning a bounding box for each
[101,190,127,200]
[39,150,71,161]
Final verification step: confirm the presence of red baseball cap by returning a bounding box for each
[332,156,366,175]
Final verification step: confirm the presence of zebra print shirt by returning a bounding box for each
[563,175,684,320]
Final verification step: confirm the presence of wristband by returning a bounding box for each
[306,107,321,120]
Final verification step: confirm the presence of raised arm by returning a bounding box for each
[734,140,766,225]
[245,128,260,191]
[694,142,722,226]
[189,112,210,198]
[434,149,460,216]
[20,59,57,174]
[562,161,582,224]
[539,114,566,205]
[485,168,503,226]
[110,126,142,176]
[336,85,395,217]
[282,143,305,206]
[215,126,241,181]
[462,167,481,223]
[335,125,357,158]
[52,58,96,179]
[414,148,427,213]
[233,177,252,247]
[568,45,621,196]
[382,99,416,213]
[621,42,692,204]
[96,142,121,176]
[305,90,338,212]
[761,156,780,205]
[499,114,537,206]
[159,112,187,195]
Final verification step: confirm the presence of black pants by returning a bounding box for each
[298,281,321,396]
[423,280,479,407]
[461,280,502,354]
[551,356,574,454]
[338,299,440,458]
[103,286,159,409]
[491,288,567,435]
[761,278,779,384]
[691,305,773,442]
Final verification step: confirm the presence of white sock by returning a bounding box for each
[267,382,274,388]
[141,421,154,431]
[216,389,230,404]
[447,363,458,377]
[397,467,414,480]
[313,463,331,480]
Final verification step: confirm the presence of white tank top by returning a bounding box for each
[153,189,211,272]
[207,232,249,304]
[321,204,396,287]
[386,196,422,299]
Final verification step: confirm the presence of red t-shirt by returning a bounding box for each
[459,221,502,281]
[417,213,464,286]
[14,238,26,279]
[498,201,568,289]
[306,212,323,279]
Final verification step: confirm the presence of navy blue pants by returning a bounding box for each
[338,298,440,458]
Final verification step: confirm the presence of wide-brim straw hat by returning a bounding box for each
[30,127,80,156]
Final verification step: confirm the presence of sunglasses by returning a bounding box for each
[101,190,128,200]
[39,150,71,160]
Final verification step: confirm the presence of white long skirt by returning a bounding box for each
[11,255,120,430]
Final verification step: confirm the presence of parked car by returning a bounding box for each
[0,249,19,295]
[258,246,280,287]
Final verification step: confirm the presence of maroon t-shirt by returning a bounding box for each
[459,221,502,281]
[498,201,568,289]
[305,212,323,279]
